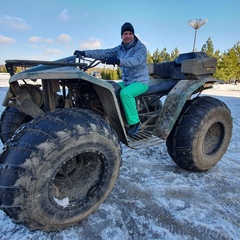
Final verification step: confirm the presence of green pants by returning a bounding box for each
[118,82,149,125]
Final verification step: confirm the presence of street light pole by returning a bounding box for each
[192,28,198,52]
[188,18,208,52]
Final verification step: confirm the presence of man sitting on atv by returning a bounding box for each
[73,22,149,136]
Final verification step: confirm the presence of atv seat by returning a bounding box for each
[107,79,179,97]
[141,79,178,96]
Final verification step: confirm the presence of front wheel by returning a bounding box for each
[0,108,122,232]
[0,106,32,144]
[166,96,232,171]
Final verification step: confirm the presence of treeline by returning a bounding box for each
[100,66,122,80]
[98,37,240,82]
[0,65,7,73]
[0,65,22,73]
[1,38,239,82]
[202,38,240,82]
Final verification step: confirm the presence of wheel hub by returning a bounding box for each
[203,122,224,155]
[50,151,108,210]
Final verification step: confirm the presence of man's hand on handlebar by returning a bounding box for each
[73,50,120,68]
[73,50,85,59]
[104,57,120,67]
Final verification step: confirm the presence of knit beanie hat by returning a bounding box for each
[121,22,135,35]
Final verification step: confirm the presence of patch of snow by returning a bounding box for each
[54,197,70,208]
[0,73,239,239]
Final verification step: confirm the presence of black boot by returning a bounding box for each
[127,122,140,136]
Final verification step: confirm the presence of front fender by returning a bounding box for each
[153,78,220,139]
[4,64,128,145]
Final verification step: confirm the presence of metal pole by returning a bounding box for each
[192,29,197,52]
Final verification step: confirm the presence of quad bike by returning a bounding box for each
[0,52,232,232]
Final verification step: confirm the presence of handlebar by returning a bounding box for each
[78,57,109,71]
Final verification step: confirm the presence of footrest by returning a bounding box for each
[127,130,165,149]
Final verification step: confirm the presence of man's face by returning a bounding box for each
[122,31,134,44]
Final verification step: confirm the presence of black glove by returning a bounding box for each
[105,57,120,66]
[73,50,85,58]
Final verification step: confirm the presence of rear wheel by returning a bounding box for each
[0,108,122,232]
[166,96,232,171]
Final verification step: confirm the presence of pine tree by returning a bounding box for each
[202,37,214,56]
[170,48,180,61]
[147,50,153,63]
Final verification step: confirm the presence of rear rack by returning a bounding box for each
[127,130,165,149]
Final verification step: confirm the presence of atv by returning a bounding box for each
[0,52,232,232]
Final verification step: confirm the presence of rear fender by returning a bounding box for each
[153,78,220,139]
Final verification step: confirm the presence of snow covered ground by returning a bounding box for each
[0,73,239,240]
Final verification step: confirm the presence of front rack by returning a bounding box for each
[5,57,88,76]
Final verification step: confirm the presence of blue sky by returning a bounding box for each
[0,0,239,64]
